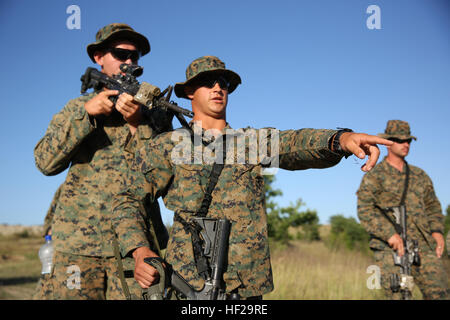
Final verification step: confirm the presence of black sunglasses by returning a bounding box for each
[195,75,230,91]
[106,47,140,63]
[389,138,412,144]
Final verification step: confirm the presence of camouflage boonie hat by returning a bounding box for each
[378,120,417,141]
[174,56,242,99]
[86,23,150,63]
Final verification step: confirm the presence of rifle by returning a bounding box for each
[144,218,233,300]
[384,205,420,300]
[80,63,194,129]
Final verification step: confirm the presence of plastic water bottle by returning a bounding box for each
[38,235,54,274]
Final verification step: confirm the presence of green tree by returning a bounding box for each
[326,214,370,253]
[264,176,320,243]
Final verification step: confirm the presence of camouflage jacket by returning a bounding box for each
[357,157,444,251]
[112,125,342,297]
[34,92,170,257]
[42,184,63,237]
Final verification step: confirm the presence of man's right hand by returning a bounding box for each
[388,233,404,256]
[84,89,119,116]
[132,246,160,289]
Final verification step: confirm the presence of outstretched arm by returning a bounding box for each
[337,132,393,172]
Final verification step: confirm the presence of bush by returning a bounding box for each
[264,175,321,244]
[326,214,370,254]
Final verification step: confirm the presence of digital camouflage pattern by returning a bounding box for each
[447,233,450,254]
[174,56,242,98]
[377,120,417,141]
[33,252,143,300]
[112,124,343,298]
[86,23,150,63]
[34,92,169,258]
[32,185,62,300]
[357,158,448,299]
[42,184,62,237]
[373,247,448,299]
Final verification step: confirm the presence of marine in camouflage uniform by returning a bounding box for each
[112,56,392,298]
[357,120,448,299]
[33,23,171,300]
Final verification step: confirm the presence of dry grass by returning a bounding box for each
[0,226,447,300]
[0,233,42,299]
[265,240,425,300]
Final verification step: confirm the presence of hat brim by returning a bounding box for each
[377,133,417,141]
[86,29,150,63]
[174,69,242,99]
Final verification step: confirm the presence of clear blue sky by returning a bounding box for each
[0,0,449,226]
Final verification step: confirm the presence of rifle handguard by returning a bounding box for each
[134,82,161,107]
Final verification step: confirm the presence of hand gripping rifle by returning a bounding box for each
[80,63,193,129]
[384,205,421,300]
[143,218,233,300]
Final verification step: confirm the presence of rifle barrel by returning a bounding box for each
[158,100,194,118]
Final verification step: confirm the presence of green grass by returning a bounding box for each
[0,235,42,299]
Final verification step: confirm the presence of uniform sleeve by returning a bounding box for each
[274,128,343,170]
[42,184,63,236]
[34,95,96,176]
[357,173,397,241]
[112,133,175,257]
[422,172,444,234]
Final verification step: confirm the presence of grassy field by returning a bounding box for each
[266,240,412,299]
[0,227,448,300]
[0,233,42,299]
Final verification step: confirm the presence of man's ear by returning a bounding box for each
[184,86,195,100]
[93,51,104,67]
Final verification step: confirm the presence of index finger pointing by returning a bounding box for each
[363,136,393,147]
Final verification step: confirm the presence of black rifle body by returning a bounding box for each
[80,64,194,118]
[144,218,232,300]
[387,205,420,300]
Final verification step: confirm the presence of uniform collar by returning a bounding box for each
[381,156,408,174]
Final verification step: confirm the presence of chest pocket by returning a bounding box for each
[232,164,265,210]
[172,164,208,210]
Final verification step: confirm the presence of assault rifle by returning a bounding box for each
[144,218,232,300]
[80,63,193,129]
[385,205,420,300]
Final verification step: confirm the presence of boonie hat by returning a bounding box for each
[174,56,241,99]
[86,23,150,63]
[378,120,417,141]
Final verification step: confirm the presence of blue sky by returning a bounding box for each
[0,0,449,226]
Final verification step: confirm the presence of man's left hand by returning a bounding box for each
[116,93,142,134]
[432,232,445,258]
[339,132,393,172]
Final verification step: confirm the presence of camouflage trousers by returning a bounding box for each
[373,247,449,300]
[32,250,143,300]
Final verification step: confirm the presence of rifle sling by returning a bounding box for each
[375,161,410,235]
[112,236,132,300]
[399,161,409,206]
[175,136,227,280]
